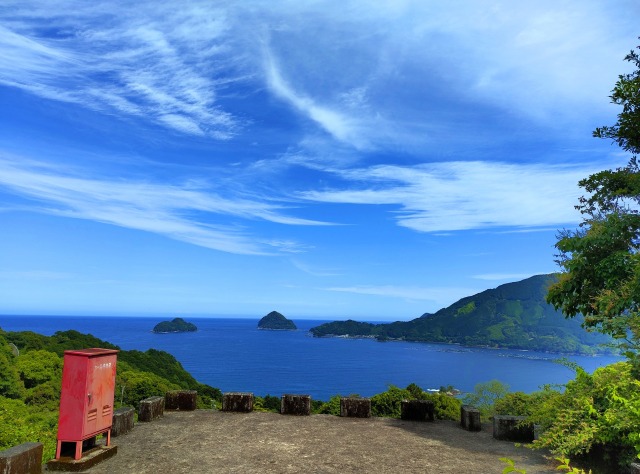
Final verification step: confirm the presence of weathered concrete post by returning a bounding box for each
[165,390,198,411]
[138,396,165,422]
[493,415,535,442]
[340,397,371,418]
[281,394,311,416]
[112,407,135,437]
[401,400,435,421]
[460,405,481,431]
[222,392,254,412]
[0,442,43,474]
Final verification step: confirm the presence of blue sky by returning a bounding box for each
[0,1,638,320]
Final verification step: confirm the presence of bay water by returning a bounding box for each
[0,315,621,401]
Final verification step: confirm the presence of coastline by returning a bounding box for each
[309,332,615,357]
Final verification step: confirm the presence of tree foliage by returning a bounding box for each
[529,362,640,469]
[461,379,510,420]
[547,41,640,360]
[152,317,198,333]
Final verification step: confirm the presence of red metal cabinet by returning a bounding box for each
[55,348,118,460]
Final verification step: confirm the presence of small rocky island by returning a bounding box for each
[152,317,198,333]
[258,311,297,330]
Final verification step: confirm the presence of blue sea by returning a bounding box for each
[0,315,622,401]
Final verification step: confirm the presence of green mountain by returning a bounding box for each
[152,317,198,333]
[310,274,613,354]
[258,311,297,330]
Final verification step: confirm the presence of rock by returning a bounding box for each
[258,311,297,330]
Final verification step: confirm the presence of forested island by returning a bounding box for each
[152,317,198,333]
[258,311,297,330]
[310,274,612,354]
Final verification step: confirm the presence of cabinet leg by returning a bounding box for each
[74,441,82,460]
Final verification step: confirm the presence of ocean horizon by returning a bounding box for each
[0,315,622,401]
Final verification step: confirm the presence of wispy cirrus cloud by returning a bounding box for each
[472,273,548,281]
[263,51,372,150]
[0,0,635,148]
[0,4,238,138]
[0,270,74,280]
[0,156,331,255]
[300,160,611,233]
[290,259,342,277]
[323,285,477,307]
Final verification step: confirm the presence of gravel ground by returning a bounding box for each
[78,410,556,473]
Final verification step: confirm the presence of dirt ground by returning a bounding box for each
[78,410,556,473]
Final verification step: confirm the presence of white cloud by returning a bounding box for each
[300,160,612,232]
[263,52,370,150]
[290,259,341,277]
[0,156,331,255]
[472,273,547,281]
[1,0,635,147]
[324,285,477,307]
[0,270,74,280]
[0,3,239,138]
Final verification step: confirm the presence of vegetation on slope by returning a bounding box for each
[0,327,221,461]
[257,311,297,330]
[310,274,612,354]
[466,362,640,471]
[152,317,198,333]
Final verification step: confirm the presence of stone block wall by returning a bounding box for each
[0,442,43,474]
[493,415,535,442]
[340,397,371,418]
[281,394,311,416]
[460,405,481,431]
[112,407,135,437]
[222,392,254,412]
[165,390,197,411]
[138,396,165,422]
[401,400,435,422]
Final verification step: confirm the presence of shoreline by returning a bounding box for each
[309,332,615,357]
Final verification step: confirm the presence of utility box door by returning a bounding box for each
[57,348,118,442]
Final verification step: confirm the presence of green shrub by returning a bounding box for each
[254,394,281,412]
[494,392,532,416]
[24,381,60,409]
[530,362,640,469]
[195,383,222,409]
[0,341,24,399]
[115,362,180,408]
[421,392,462,420]
[462,379,509,420]
[371,385,412,417]
[317,395,341,415]
[406,383,423,399]
[16,350,62,389]
[0,396,58,462]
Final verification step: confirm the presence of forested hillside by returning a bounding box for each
[0,327,222,460]
[310,274,612,354]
